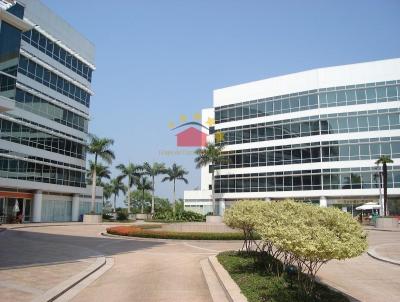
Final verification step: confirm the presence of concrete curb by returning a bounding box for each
[364,226,400,232]
[367,244,400,266]
[208,255,247,302]
[31,256,107,302]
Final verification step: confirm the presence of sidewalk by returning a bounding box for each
[0,258,96,302]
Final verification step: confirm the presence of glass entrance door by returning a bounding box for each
[23,199,32,222]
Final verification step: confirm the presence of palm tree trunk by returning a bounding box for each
[211,168,216,215]
[127,176,131,215]
[383,163,388,216]
[173,179,176,214]
[142,189,145,214]
[113,194,117,212]
[151,175,155,215]
[90,154,98,213]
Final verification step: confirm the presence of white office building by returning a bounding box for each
[0,0,102,222]
[185,58,400,216]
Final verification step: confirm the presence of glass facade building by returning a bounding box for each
[184,58,400,215]
[0,0,102,223]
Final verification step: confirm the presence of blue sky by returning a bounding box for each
[42,0,400,207]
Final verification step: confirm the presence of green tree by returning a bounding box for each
[194,143,225,215]
[87,161,111,186]
[109,178,126,212]
[162,163,188,213]
[127,190,151,213]
[143,162,167,215]
[87,135,115,213]
[116,163,142,215]
[376,155,394,216]
[136,176,153,214]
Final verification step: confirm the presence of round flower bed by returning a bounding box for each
[106,225,246,240]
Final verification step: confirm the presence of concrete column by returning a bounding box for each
[319,196,327,208]
[265,197,271,202]
[32,190,42,222]
[219,199,225,216]
[71,194,80,222]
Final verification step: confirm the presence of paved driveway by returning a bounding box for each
[0,225,241,302]
[0,224,399,302]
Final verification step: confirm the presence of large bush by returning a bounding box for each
[223,200,367,295]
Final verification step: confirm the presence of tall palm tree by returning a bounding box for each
[143,162,167,215]
[162,163,188,213]
[87,161,111,186]
[136,176,153,214]
[194,143,226,215]
[376,155,394,216]
[109,178,126,212]
[116,163,142,214]
[87,135,115,213]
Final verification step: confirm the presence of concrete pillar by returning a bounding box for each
[72,194,80,222]
[32,190,42,222]
[319,196,327,208]
[265,197,271,202]
[219,199,225,216]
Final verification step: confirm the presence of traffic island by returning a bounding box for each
[106,225,247,240]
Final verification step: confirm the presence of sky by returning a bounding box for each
[42,0,400,207]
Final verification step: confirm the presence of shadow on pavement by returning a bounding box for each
[0,228,165,269]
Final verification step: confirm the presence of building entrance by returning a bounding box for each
[0,194,33,223]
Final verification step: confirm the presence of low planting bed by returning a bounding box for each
[106,225,245,240]
[218,251,349,302]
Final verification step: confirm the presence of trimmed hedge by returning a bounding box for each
[106,225,245,240]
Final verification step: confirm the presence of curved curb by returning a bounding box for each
[208,255,247,302]
[367,244,400,266]
[31,256,108,302]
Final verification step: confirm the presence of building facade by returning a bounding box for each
[185,58,400,216]
[0,0,102,223]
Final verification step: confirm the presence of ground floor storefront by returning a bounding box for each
[184,189,400,217]
[0,188,103,223]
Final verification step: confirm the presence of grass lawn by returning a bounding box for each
[217,251,349,302]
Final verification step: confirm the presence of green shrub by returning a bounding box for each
[153,210,205,222]
[116,211,128,221]
[224,199,368,296]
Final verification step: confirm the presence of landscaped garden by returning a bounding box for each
[218,251,349,302]
[221,200,368,302]
[106,224,245,240]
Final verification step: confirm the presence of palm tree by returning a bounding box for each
[87,135,115,213]
[162,163,188,213]
[376,155,394,216]
[143,162,167,215]
[87,161,111,186]
[116,163,142,215]
[136,176,153,214]
[109,178,126,212]
[194,143,226,215]
[102,182,113,207]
